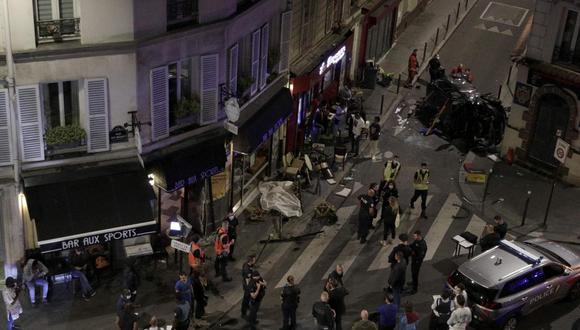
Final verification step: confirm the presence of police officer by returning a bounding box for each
[410,162,430,219]
[188,234,205,274]
[241,255,257,319]
[214,221,234,282]
[281,275,301,330]
[248,271,267,328]
[380,155,402,193]
[408,230,427,294]
[358,188,376,244]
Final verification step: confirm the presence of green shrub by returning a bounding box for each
[45,125,86,146]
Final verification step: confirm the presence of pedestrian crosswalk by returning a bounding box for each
[272,192,497,290]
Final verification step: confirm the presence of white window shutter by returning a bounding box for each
[0,89,12,166]
[251,29,261,96]
[200,54,219,125]
[260,23,270,89]
[85,78,110,153]
[150,66,169,141]
[279,11,292,72]
[229,44,239,97]
[16,85,44,162]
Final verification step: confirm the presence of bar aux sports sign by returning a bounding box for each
[319,46,346,75]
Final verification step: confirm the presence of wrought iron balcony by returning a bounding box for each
[35,18,80,43]
[167,0,199,29]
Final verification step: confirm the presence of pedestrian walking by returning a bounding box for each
[358,188,377,244]
[214,220,234,282]
[387,251,406,308]
[248,271,267,328]
[388,234,412,267]
[399,302,419,330]
[493,215,508,239]
[312,291,335,330]
[281,275,301,330]
[327,278,348,330]
[191,270,208,321]
[2,277,22,330]
[22,259,49,305]
[405,49,418,88]
[225,211,240,260]
[117,303,139,330]
[172,293,191,330]
[241,255,257,319]
[447,295,472,330]
[350,112,366,156]
[174,272,193,317]
[409,162,430,219]
[352,309,378,330]
[429,289,454,330]
[377,293,397,330]
[188,234,206,274]
[368,116,381,160]
[408,230,427,294]
[381,196,399,246]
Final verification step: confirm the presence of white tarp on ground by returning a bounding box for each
[258,181,302,218]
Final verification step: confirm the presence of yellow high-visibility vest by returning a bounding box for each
[413,169,429,190]
[383,160,401,181]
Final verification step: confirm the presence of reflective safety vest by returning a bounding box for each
[214,233,230,256]
[383,160,401,181]
[188,242,205,268]
[413,169,430,190]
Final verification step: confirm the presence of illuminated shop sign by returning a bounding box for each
[319,46,346,75]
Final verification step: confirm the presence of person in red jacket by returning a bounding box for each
[405,49,419,88]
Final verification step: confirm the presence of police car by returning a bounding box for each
[447,239,580,329]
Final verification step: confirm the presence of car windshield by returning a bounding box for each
[449,270,498,305]
[524,242,570,267]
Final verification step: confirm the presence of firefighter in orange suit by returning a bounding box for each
[188,234,205,274]
[214,221,234,282]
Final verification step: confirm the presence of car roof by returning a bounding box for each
[458,240,549,288]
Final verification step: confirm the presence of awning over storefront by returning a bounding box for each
[23,163,157,253]
[145,133,227,192]
[234,88,293,154]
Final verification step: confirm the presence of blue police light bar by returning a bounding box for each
[499,240,543,265]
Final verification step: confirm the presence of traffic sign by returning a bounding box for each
[171,239,190,253]
[553,138,570,164]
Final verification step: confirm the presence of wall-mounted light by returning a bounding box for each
[289,82,294,94]
[147,174,155,186]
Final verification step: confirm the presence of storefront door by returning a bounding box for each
[528,94,570,166]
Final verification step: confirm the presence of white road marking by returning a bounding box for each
[424,193,462,261]
[458,214,487,256]
[275,205,358,288]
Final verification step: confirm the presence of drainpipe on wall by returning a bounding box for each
[2,0,20,184]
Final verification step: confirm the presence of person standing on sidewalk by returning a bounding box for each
[379,156,401,193]
[172,293,191,330]
[350,113,366,156]
[326,278,348,330]
[408,231,427,295]
[328,264,344,288]
[493,215,508,239]
[429,289,454,330]
[399,302,420,330]
[387,251,406,309]
[174,272,193,318]
[388,234,412,268]
[281,275,301,330]
[191,270,208,322]
[248,271,267,328]
[405,49,419,88]
[241,255,257,319]
[410,162,430,219]
[377,293,398,330]
[447,295,471,330]
[188,234,206,274]
[381,196,399,246]
[2,277,22,330]
[312,291,335,330]
[368,116,381,160]
[358,188,377,244]
[352,309,378,330]
[214,222,234,282]
[225,211,239,260]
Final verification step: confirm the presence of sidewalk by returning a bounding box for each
[458,151,580,245]
[9,1,482,329]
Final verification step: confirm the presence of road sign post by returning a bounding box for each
[543,138,569,227]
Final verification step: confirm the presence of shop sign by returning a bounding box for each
[260,117,286,145]
[224,121,239,135]
[41,223,158,253]
[172,165,223,191]
[171,239,191,253]
[319,46,346,75]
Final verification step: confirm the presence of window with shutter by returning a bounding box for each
[250,29,261,96]
[279,11,292,72]
[150,67,170,141]
[260,24,270,89]
[16,85,45,162]
[36,0,53,20]
[85,78,110,153]
[0,89,11,166]
[229,44,239,97]
[59,0,74,18]
[200,54,219,125]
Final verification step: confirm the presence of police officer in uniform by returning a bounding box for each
[281,275,301,330]
[380,155,402,192]
[188,234,205,274]
[408,230,427,294]
[214,221,234,282]
[241,255,257,319]
[248,270,267,328]
[358,188,376,244]
[410,162,430,219]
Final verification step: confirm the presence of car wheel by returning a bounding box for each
[503,316,518,330]
[569,281,580,300]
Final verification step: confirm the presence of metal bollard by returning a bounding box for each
[456,2,461,24]
[380,94,385,115]
[507,65,513,84]
[497,84,503,99]
[446,14,451,35]
[465,0,469,10]
[434,28,440,51]
[521,191,531,226]
[481,168,493,213]
[396,74,401,94]
[543,180,557,227]
[423,42,428,63]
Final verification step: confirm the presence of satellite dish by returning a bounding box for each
[225,98,240,123]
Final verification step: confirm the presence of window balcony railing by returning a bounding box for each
[35,18,81,43]
[552,45,580,68]
[167,0,199,29]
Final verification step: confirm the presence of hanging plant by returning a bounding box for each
[175,94,200,119]
[45,125,87,146]
[237,72,254,97]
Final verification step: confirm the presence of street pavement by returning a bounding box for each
[7,0,580,329]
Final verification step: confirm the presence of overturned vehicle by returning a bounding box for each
[417,73,507,153]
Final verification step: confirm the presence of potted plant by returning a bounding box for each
[175,94,200,124]
[45,125,87,150]
[237,72,254,102]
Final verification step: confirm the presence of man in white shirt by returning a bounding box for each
[447,294,471,330]
[350,113,366,156]
[22,259,49,305]
[3,277,23,330]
